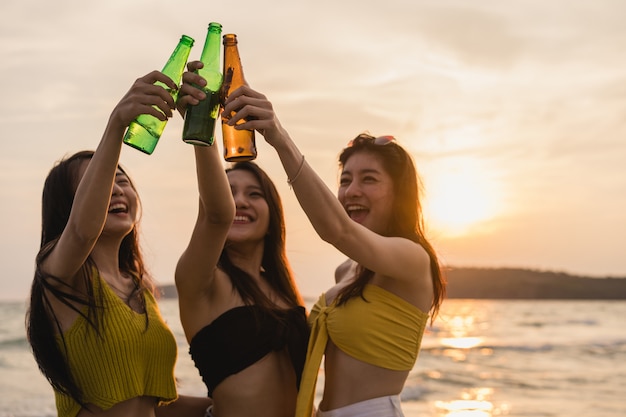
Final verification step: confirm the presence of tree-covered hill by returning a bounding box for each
[159,267,626,300]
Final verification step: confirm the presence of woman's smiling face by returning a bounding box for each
[227,169,270,243]
[338,150,395,235]
[76,160,138,238]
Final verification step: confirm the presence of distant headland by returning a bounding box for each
[158,267,626,300]
[444,267,626,299]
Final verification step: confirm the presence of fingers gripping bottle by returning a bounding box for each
[220,34,257,162]
[182,22,223,146]
[123,35,194,155]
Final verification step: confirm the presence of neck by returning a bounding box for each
[225,240,265,281]
[90,238,123,278]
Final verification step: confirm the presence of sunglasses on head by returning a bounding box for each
[347,134,396,147]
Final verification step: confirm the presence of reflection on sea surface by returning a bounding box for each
[426,301,506,416]
[434,387,511,417]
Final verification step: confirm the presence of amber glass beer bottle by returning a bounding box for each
[220,34,257,162]
[182,22,223,146]
[123,35,194,155]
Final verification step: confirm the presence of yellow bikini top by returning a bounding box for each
[295,284,429,417]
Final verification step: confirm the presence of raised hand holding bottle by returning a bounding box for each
[182,22,223,146]
[220,34,257,162]
[123,35,194,155]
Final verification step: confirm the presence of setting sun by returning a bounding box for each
[423,157,502,237]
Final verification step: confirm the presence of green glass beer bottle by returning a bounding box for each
[123,35,194,155]
[182,22,223,146]
[220,34,257,162]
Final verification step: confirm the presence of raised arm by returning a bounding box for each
[221,86,430,285]
[175,62,236,340]
[174,144,235,298]
[41,71,179,286]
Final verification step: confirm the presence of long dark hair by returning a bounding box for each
[219,161,304,311]
[335,134,446,321]
[26,150,153,405]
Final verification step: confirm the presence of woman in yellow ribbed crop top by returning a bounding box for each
[26,72,211,417]
[221,85,447,417]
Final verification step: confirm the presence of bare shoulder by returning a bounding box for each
[373,242,434,310]
[334,258,356,284]
[414,242,432,271]
[411,242,435,286]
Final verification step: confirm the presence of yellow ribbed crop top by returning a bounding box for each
[295,284,429,417]
[54,273,178,417]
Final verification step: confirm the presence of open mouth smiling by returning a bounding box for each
[108,203,128,214]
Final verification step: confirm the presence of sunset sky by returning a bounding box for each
[1,0,625,301]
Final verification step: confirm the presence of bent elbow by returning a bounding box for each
[68,223,99,250]
[201,201,236,226]
[316,221,349,248]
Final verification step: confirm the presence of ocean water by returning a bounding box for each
[1,298,624,417]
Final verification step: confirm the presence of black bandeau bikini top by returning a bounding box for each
[189,305,310,397]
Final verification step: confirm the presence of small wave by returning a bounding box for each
[518,318,600,328]
[421,339,626,355]
[400,383,428,401]
[420,343,554,354]
[581,339,626,356]
[0,336,29,349]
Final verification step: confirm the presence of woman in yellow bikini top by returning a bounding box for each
[303,283,429,390]
[220,86,446,417]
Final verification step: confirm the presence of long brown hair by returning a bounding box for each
[26,151,153,405]
[335,134,446,321]
[220,161,304,311]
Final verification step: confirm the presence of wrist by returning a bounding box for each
[287,155,306,188]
